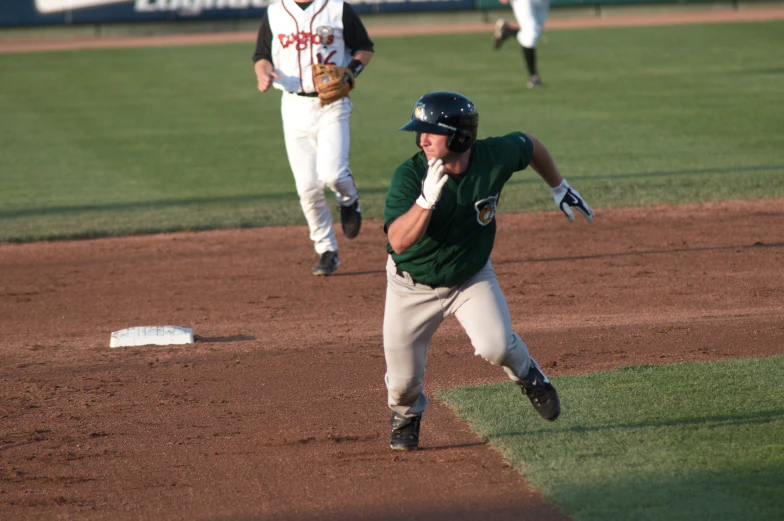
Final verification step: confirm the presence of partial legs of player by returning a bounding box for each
[316,98,362,240]
[493,0,550,88]
[282,94,360,275]
[282,97,337,252]
[384,257,560,450]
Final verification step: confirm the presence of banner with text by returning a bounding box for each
[0,0,475,27]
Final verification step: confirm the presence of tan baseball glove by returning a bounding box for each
[312,64,355,106]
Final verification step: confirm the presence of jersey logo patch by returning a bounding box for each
[315,26,334,39]
[474,194,499,226]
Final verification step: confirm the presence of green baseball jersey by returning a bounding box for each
[384,132,534,287]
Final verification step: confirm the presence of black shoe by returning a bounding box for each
[527,74,543,89]
[312,251,339,276]
[518,360,560,421]
[389,412,422,451]
[339,200,361,239]
[493,18,511,50]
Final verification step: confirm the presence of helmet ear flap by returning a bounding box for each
[447,128,476,153]
[446,111,478,153]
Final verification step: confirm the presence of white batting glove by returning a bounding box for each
[551,179,593,223]
[416,158,449,210]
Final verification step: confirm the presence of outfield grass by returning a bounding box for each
[1,21,783,241]
[438,356,784,521]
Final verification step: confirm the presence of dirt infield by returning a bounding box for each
[2,6,784,54]
[2,199,783,520]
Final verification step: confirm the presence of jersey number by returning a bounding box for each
[317,51,336,65]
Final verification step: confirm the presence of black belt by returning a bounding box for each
[396,266,439,289]
[295,92,318,98]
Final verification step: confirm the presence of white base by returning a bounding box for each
[110,325,194,348]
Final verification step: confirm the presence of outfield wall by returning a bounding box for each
[0,0,753,28]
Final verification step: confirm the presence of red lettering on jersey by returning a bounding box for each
[278,32,335,50]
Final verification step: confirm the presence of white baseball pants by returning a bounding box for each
[281,93,358,255]
[512,0,550,48]
[383,255,534,417]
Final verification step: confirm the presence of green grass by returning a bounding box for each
[438,356,784,521]
[1,21,783,241]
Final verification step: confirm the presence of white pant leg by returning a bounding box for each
[513,0,550,48]
[281,93,338,254]
[316,97,358,206]
[383,256,444,417]
[449,261,533,381]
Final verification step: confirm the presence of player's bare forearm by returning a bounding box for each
[387,205,432,254]
[353,50,373,68]
[525,133,564,189]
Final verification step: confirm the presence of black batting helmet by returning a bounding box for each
[400,91,479,153]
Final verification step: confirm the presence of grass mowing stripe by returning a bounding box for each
[438,356,784,521]
[1,22,783,241]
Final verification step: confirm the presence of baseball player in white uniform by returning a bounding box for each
[493,0,550,88]
[253,0,374,276]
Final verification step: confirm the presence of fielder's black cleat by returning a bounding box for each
[389,412,422,451]
[518,360,560,421]
[527,74,544,89]
[339,200,362,239]
[493,19,512,50]
[312,251,340,276]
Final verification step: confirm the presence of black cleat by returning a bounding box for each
[527,74,543,89]
[518,360,560,421]
[339,200,362,239]
[312,251,340,276]
[389,412,422,451]
[493,18,512,50]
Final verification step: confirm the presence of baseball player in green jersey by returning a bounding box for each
[382,91,593,451]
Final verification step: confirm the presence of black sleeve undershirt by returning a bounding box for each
[252,2,374,64]
[343,3,375,55]
[252,14,272,63]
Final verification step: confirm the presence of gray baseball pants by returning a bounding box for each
[383,255,534,417]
